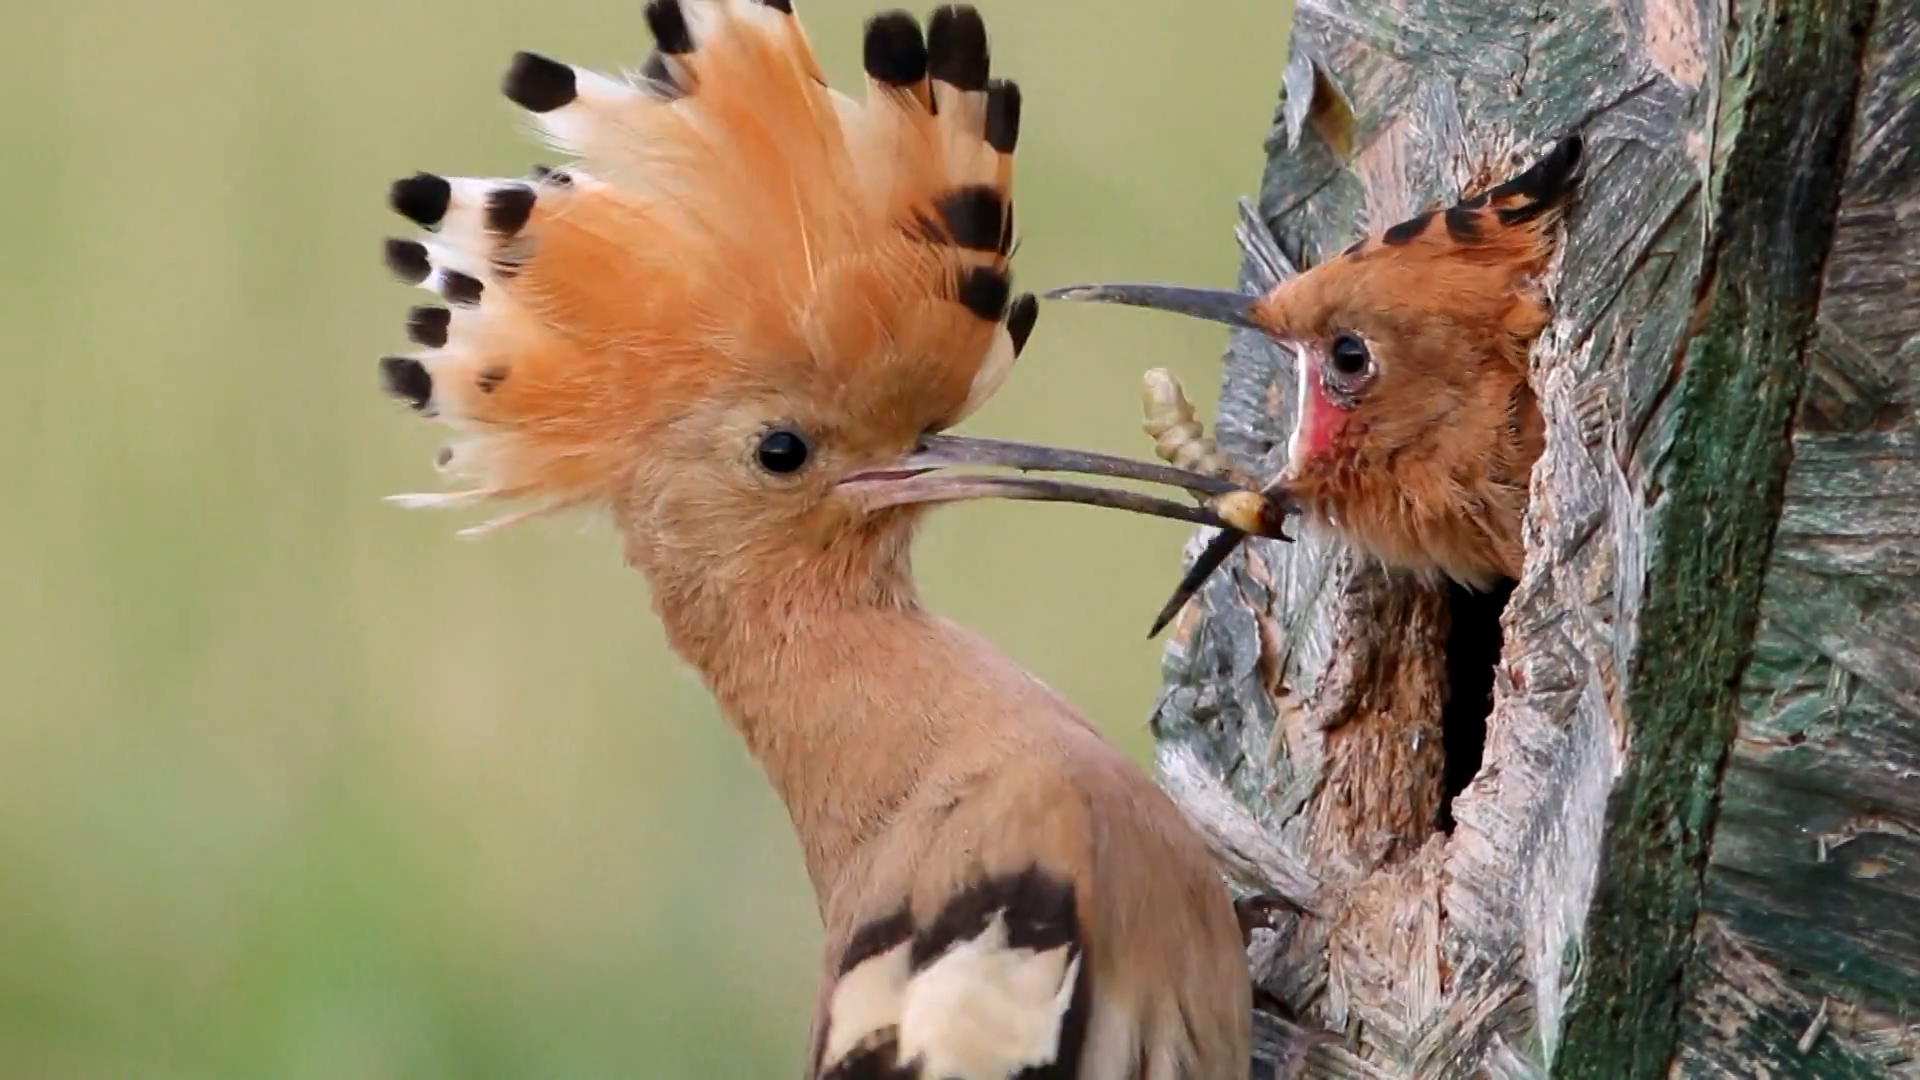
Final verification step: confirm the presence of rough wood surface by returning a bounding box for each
[1680,4,1920,1075]
[1148,0,1906,1074]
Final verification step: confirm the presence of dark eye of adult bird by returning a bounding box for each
[757,429,811,474]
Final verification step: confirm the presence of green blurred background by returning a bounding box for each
[0,1,1289,1075]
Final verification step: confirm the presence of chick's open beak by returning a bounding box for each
[838,433,1293,541]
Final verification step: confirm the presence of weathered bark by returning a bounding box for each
[1150,0,1915,1075]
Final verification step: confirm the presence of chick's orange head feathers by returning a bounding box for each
[1253,136,1580,475]
[1047,135,1582,617]
[378,2,1038,544]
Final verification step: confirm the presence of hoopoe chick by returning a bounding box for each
[375,4,1257,1077]
[1051,137,1583,629]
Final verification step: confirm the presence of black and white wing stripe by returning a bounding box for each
[816,866,1092,1080]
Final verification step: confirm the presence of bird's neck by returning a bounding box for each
[641,523,1001,905]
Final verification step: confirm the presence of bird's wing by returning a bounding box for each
[807,734,1252,1080]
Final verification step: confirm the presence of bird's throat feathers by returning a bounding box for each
[634,507,923,687]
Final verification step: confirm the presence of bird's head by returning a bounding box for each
[377,1,1280,612]
[1048,135,1582,619]
[1250,191,1565,485]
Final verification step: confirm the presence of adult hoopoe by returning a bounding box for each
[376,3,1270,1076]
[1050,136,1584,633]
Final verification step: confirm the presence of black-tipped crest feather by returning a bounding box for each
[441,270,484,307]
[1364,133,1584,253]
[926,5,989,91]
[863,11,928,86]
[1443,206,1482,242]
[485,186,537,236]
[984,80,1021,152]
[644,0,695,55]
[956,266,1011,321]
[407,305,451,348]
[502,52,577,113]
[384,239,431,284]
[1489,134,1585,224]
[1380,210,1435,247]
[380,356,434,411]
[389,173,451,228]
[1007,294,1038,357]
[929,186,1005,251]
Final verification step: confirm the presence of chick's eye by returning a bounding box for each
[1329,333,1372,377]
[756,429,811,475]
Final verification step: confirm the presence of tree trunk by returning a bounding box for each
[1152,0,1916,1075]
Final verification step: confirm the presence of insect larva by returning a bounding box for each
[1141,368,1236,482]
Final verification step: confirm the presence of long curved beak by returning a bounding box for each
[837,433,1294,543]
[1042,283,1263,332]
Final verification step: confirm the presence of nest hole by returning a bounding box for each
[1437,579,1515,832]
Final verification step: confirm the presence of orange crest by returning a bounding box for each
[378,1,1035,533]
[1255,135,1583,371]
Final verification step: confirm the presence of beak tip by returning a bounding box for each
[1036,282,1262,332]
[1147,586,1199,639]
